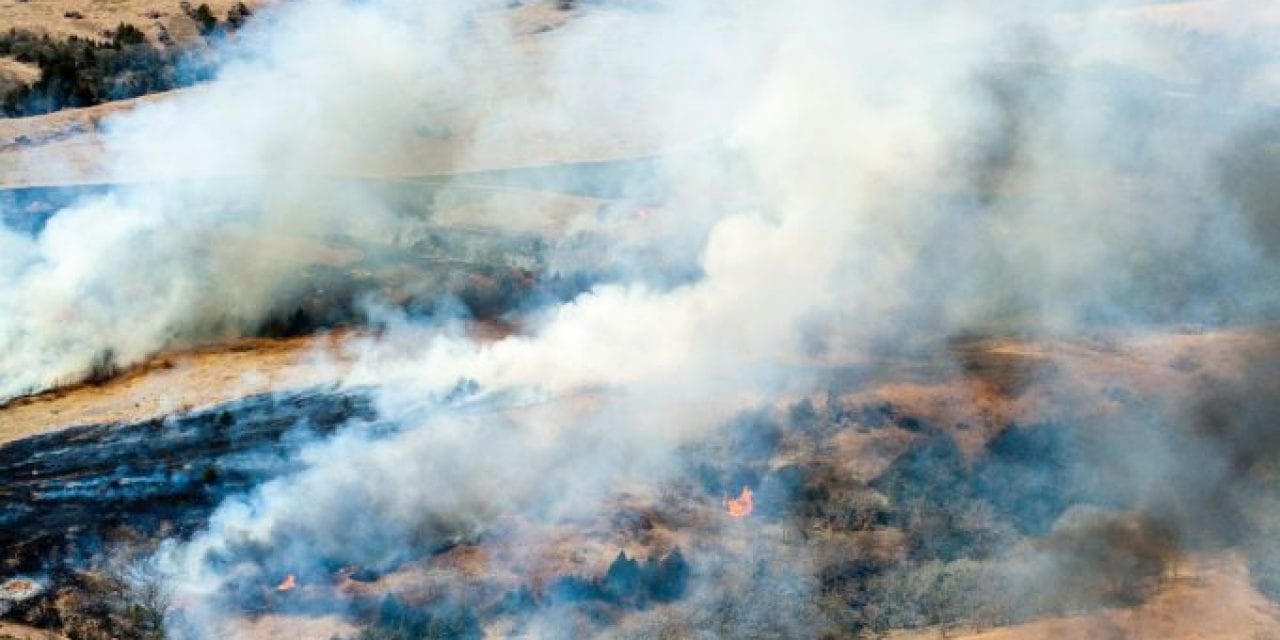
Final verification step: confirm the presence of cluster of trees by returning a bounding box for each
[187,2,253,37]
[351,597,482,640]
[545,548,690,608]
[1,26,191,116]
[0,4,251,117]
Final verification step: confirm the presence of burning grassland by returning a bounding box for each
[0,329,1276,638]
[1,0,1278,638]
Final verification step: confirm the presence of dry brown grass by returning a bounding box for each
[0,624,65,640]
[0,332,352,446]
[0,0,267,44]
[3,324,1271,451]
[0,91,169,141]
[0,57,39,86]
[891,553,1280,640]
[820,326,1280,463]
[0,315,534,445]
[0,621,68,640]
[220,614,356,640]
[0,89,182,185]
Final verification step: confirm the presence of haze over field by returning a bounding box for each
[1,1,1278,638]
[3,0,1277,400]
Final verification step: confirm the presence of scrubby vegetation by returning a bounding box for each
[669,396,1187,638]
[351,597,482,640]
[544,549,690,608]
[0,4,252,117]
[2,341,1274,639]
[5,542,170,640]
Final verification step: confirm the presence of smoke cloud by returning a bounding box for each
[2,0,1278,637]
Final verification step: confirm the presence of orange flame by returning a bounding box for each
[276,574,297,592]
[726,486,754,518]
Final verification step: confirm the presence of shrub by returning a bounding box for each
[191,4,218,36]
[0,16,239,117]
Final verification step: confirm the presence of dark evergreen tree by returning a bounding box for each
[603,550,643,602]
[192,4,219,36]
[651,547,690,601]
[226,2,253,30]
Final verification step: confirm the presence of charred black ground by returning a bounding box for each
[2,332,1277,638]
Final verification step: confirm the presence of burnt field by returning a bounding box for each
[1,330,1278,639]
[2,1,1278,638]
[0,387,376,574]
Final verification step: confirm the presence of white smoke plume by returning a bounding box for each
[2,0,1277,636]
[3,1,1275,399]
[0,0,483,400]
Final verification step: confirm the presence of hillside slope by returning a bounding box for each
[0,0,265,43]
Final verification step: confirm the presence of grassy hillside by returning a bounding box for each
[0,0,264,44]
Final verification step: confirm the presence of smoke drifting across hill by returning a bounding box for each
[1,0,1278,637]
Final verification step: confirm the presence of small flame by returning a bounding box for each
[726,486,754,518]
[276,574,297,592]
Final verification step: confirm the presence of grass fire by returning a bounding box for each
[726,487,754,519]
[0,1,1278,639]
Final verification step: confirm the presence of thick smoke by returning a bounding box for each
[2,0,1278,637]
[2,1,1275,399]
[0,0,484,400]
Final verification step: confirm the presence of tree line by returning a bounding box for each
[0,3,251,117]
